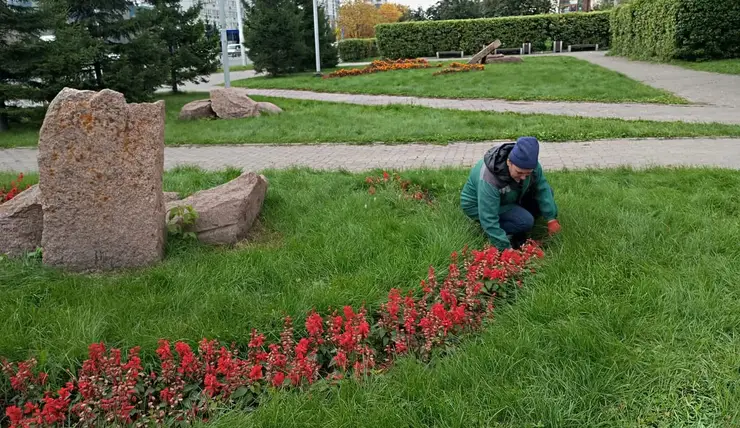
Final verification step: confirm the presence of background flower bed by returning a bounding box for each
[325,58,437,79]
[236,57,685,104]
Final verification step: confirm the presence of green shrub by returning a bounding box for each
[375,12,610,59]
[550,12,611,47]
[610,0,740,61]
[338,38,378,61]
[674,0,740,60]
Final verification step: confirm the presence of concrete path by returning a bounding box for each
[3,138,739,173]
[568,51,740,108]
[242,89,740,125]
[157,70,260,94]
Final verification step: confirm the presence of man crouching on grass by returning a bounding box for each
[461,136,561,249]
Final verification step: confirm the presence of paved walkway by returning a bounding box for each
[568,52,740,108]
[3,138,740,172]
[242,89,740,124]
[157,70,259,94]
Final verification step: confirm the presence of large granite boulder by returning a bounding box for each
[210,87,261,119]
[166,172,268,245]
[0,185,42,257]
[179,99,216,120]
[38,88,166,272]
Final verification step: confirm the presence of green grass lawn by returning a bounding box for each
[3,167,740,426]
[673,58,740,75]
[217,64,254,72]
[234,56,685,104]
[4,92,740,149]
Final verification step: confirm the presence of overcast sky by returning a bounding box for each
[396,0,437,9]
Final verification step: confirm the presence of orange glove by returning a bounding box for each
[547,219,561,235]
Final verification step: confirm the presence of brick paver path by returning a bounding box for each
[3,138,740,173]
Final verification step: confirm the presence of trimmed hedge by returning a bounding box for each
[610,0,740,61]
[338,38,379,61]
[375,12,610,59]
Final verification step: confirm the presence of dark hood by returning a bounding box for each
[483,143,520,190]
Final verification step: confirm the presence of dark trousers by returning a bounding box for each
[499,188,552,247]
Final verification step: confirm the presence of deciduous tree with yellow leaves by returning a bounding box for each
[378,3,409,23]
[338,0,381,38]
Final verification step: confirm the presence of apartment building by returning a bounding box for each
[181,0,241,42]
[322,0,341,29]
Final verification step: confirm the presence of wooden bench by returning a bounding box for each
[494,47,523,55]
[567,44,599,52]
[436,51,464,59]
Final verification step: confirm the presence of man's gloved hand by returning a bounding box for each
[547,219,561,235]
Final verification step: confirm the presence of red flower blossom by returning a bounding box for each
[248,330,265,349]
[333,351,348,370]
[6,406,22,424]
[249,364,263,381]
[305,312,324,337]
[271,371,285,387]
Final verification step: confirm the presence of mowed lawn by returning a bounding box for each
[235,56,685,104]
[3,167,740,426]
[4,92,740,149]
[674,58,740,75]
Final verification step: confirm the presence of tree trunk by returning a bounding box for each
[171,70,178,93]
[0,101,9,132]
[170,45,178,93]
[94,61,104,89]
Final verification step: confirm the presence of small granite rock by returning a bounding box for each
[164,192,180,202]
[166,172,268,245]
[0,185,42,257]
[257,102,283,115]
[210,88,260,119]
[485,55,523,63]
[179,99,216,120]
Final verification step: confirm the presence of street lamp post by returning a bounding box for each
[218,0,230,87]
[312,0,321,76]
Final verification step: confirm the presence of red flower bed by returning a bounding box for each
[0,173,31,203]
[1,233,544,427]
[324,58,436,79]
[433,62,485,76]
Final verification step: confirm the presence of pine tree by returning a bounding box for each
[145,0,220,93]
[40,0,168,102]
[296,0,338,71]
[244,0,306,76]
[0,1,49,131]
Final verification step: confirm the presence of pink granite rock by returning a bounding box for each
[0,185,42,257]
[179,99,216,120]
[210,87,260,119]
[38,88,166,272]
[257,102,283,115]
[166,172,268,245]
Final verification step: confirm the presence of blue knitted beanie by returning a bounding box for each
[509,136,539,169]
